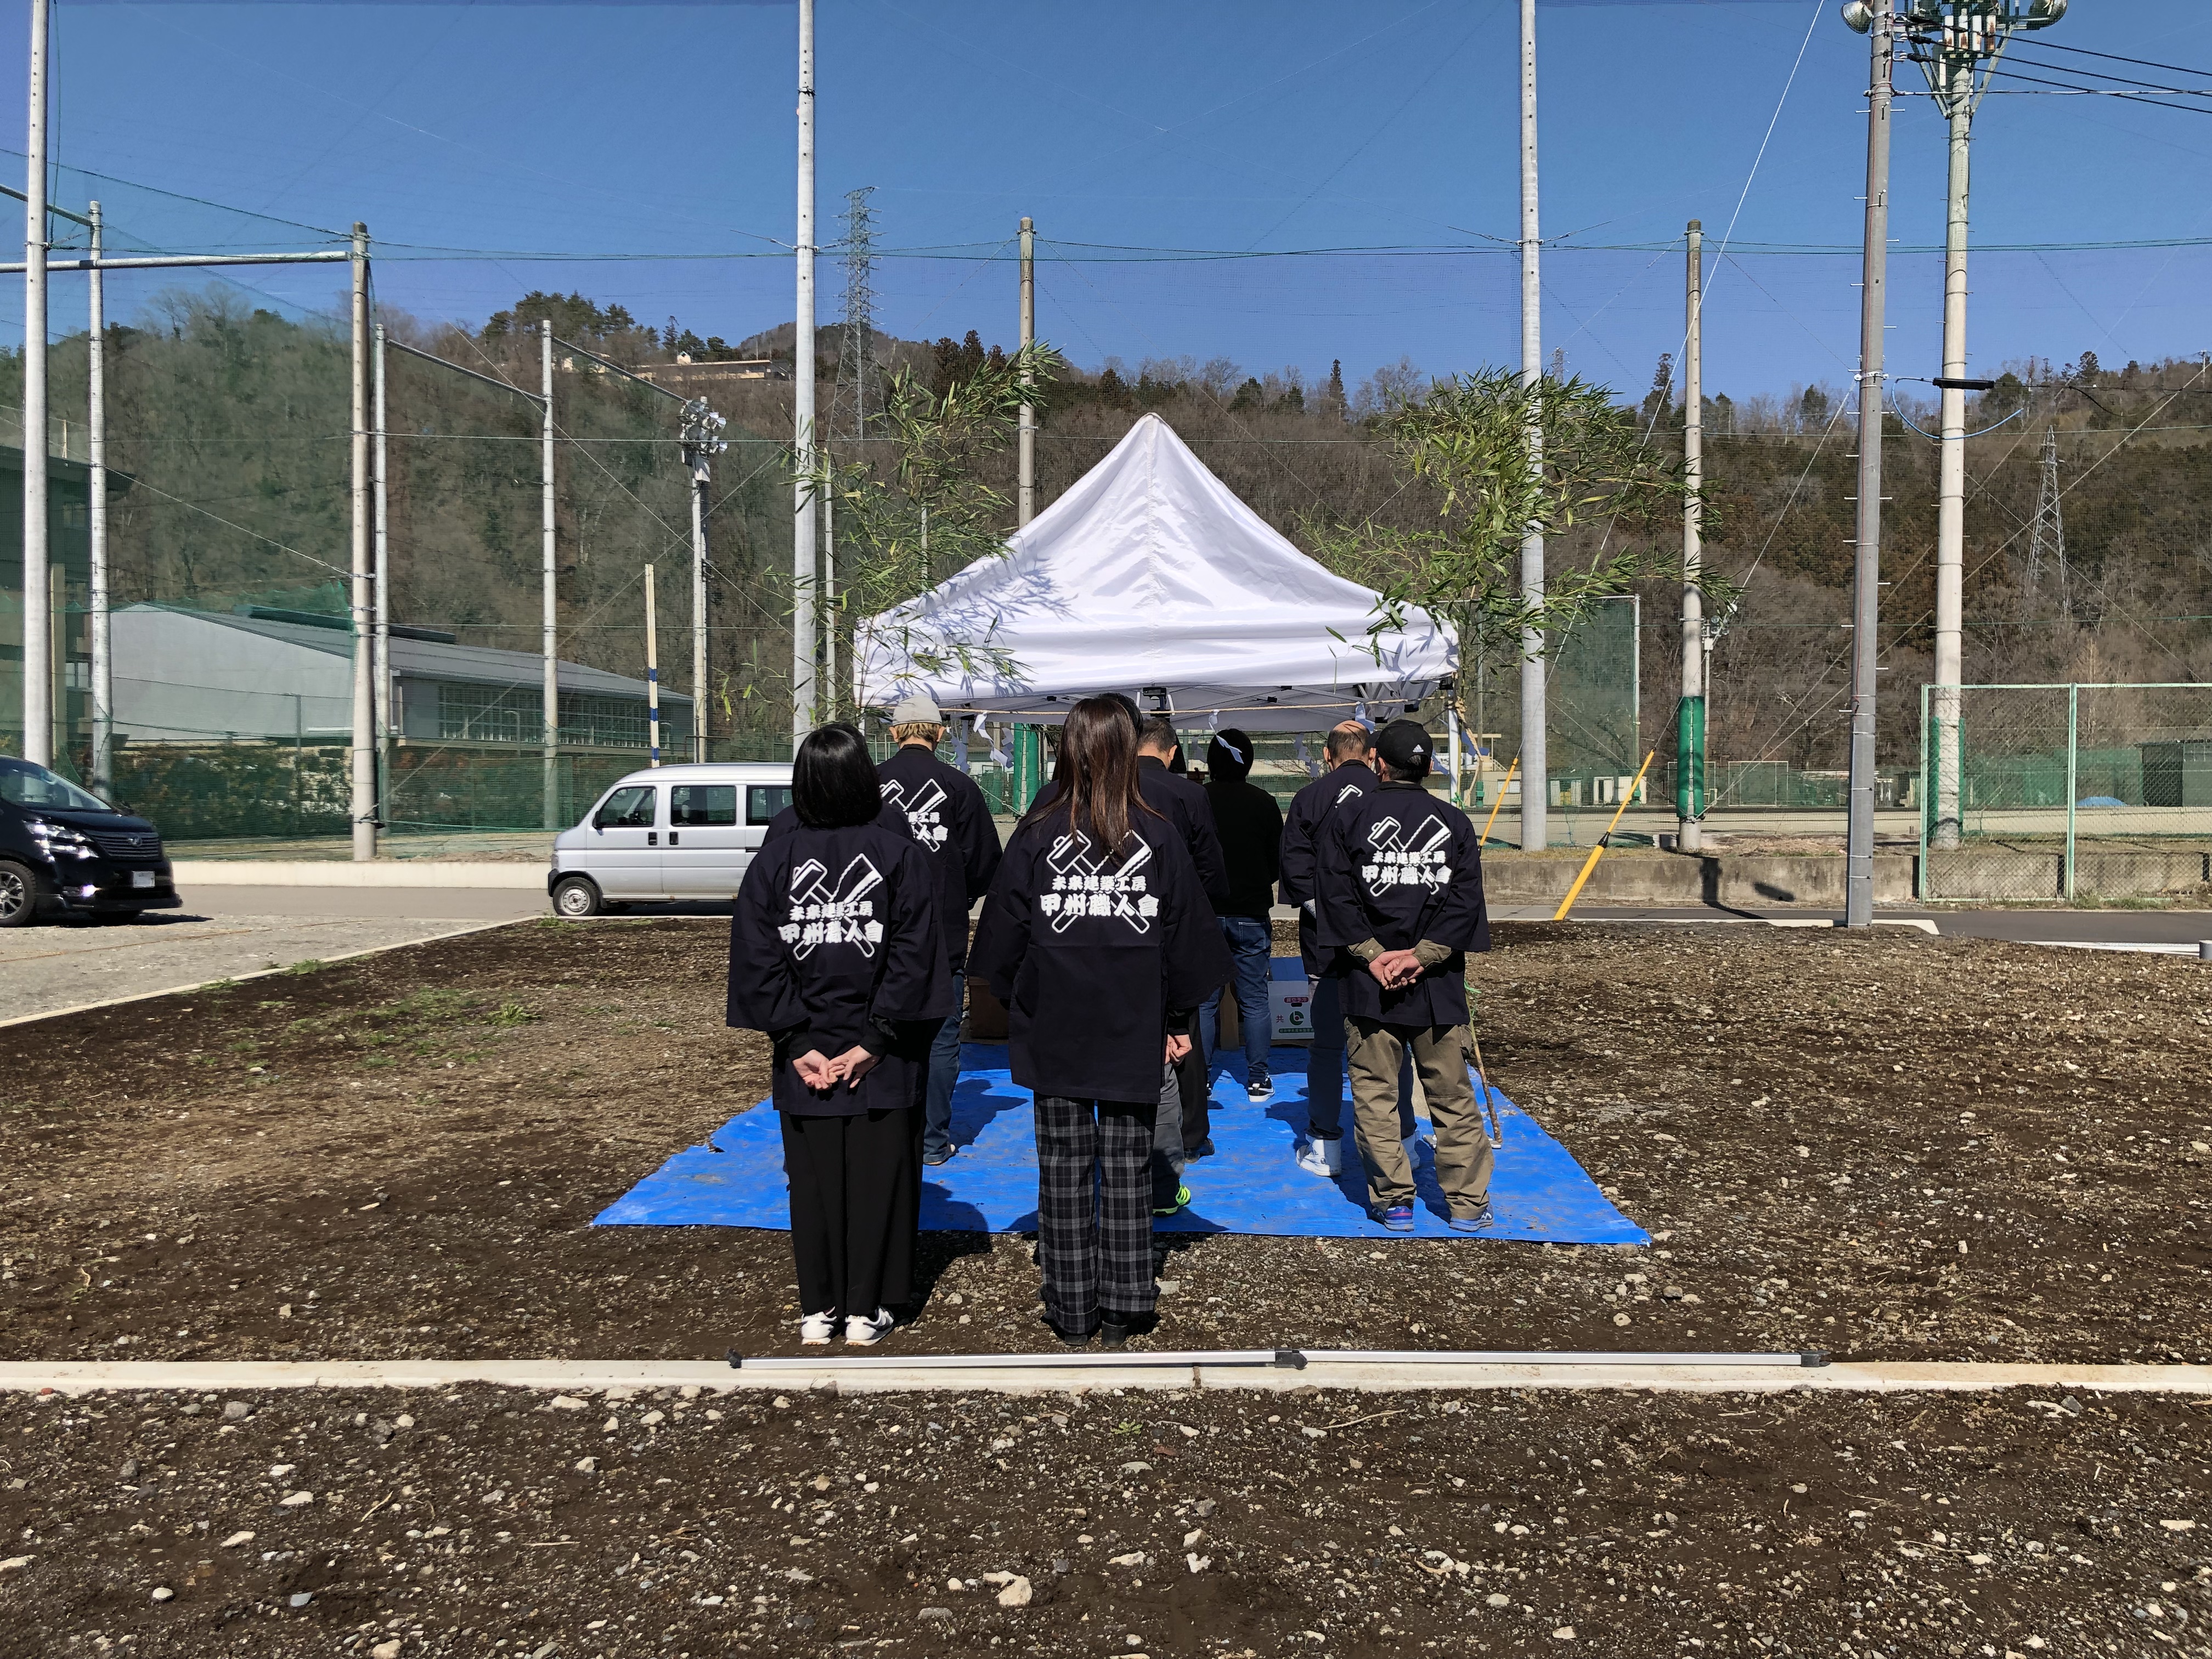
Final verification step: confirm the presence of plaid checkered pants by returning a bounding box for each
[1033,1092,1158,1336]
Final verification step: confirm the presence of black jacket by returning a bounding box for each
[970,812,1232,1105]
[728,820,956,1115]
[1277,760,1378,974]
[1033,756,1229,911]
[1314,780,1489,1028]
[877,744,1004,974]
[1201,777,1284,922]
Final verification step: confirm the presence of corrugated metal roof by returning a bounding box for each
[130,605,690,703]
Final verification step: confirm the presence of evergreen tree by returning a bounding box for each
[1798,385,1831,429]
[1640,353,1675,430]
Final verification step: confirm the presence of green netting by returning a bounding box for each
[1918,682,2212,901]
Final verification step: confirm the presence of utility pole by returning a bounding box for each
[87,201,110,795]
[680,398,725,763]
[1516,0,1547,851]
[541,323,559,830]
[644,563,661,767]
[1900,0,2067,847]
[372,320,392,817]
[791,0,819,744]
[822,463,837,717]
[348,224,376,861]
[1018,215,1036,528]
[1677,219,1706,855]
[1843,0,1896,928]
[20,0,49,766]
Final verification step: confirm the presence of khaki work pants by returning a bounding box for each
[1345,1018,1494,1217]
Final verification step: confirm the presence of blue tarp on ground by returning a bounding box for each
[595,1044,1646,1245]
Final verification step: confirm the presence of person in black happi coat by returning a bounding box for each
[729,723,955,1346]
[874,691,1004,1167]
[1314,718,1493,1232]
[970,697,1231,1346]
[1277,718,1416,1178]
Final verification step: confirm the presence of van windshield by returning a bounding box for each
[0,759,114,813]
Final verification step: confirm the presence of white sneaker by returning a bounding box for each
[799,1313,837,1346]
[1296,1137,1345,1178]
[844,1308,895,1347]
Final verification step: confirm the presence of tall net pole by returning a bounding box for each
[1677,219,1705,855]
[839,185,877,441]
[540,324,559,830]
[1846,0,1895,928]
[349,224,376,861]
[87,202,110,795]
[1018,216,1036,528]
[791,0,819,744]
[1516,0,1546,851]
[20,0,49,766]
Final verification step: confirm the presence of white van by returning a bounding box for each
[548,761,793,917]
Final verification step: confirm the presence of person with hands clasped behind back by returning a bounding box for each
[970,697,1232,1348]
[1314,718,1494,1232]
[727,723,956,1347]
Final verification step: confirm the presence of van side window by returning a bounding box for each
[670,785,737,827]
[594,786,657,829]
[746,785,794,827]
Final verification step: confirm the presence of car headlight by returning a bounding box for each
[29,819,95,859]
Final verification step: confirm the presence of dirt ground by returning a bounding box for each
[2,1381,2207,1659]
[2,918,2208,1367]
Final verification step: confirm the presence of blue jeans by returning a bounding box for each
[1198,916,1274,1085]
[1307,972,1415,1142]
[923,979,966,1159]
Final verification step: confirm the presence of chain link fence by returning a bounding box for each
[1918,682,2212,901]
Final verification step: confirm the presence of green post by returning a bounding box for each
[2063,682,2078,901]
[1916,682,1931,901]
[1674,696,1706,826]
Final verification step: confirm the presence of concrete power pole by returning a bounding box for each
[541,323,559,831]
[682,399,725,763]
[373,320,392,817]
[791,0,819,744]
[87,201,110,795]
[1018,216,1036,528]
[348,225,376,862]
[20,0,49,766]
[1844,0,1897,928]
[1677,219,1705,855]
[1516,0,1546,851]
[1912,0,2067,847]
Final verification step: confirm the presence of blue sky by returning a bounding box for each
[13,0,2210,401]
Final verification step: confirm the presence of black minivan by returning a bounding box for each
[0,757,179,927]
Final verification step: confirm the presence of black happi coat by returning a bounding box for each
[876,745,1005,975]
[1314,780,1489,1028]
[1031,758,1229,911]
[1277,759,1379,977]
[729,821,956,1116]
[969,809,1232,1105]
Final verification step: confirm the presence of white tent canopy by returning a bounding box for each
[853,413,1454,732]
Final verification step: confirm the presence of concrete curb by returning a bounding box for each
[4,1358,2207,1398]
[0,917,530,1031]
[173,861,546,890]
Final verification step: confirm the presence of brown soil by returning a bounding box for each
[2,1381,2207,1659]
[2,918,2208,1367]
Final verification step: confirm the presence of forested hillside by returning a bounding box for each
[8,286,2204,772]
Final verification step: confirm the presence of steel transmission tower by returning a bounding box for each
[2024,425,2067,615]
[1846,0,2066,846]
[839,186,878,439]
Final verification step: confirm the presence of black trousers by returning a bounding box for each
[780,1106,921,1321]
[1034,1094,1157,1336]
[1176,1028,1211,1154]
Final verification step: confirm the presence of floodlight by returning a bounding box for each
[1841,0,1874,32]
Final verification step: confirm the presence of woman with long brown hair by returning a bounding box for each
[971,697,1229,1346]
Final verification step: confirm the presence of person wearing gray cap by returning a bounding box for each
[877,690,1005,1166]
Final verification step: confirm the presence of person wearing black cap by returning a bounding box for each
[1277,719,1417,1177]
[1314,717,1493,1231]
[1196,727,1284,1101]
[876,691,1005,1167]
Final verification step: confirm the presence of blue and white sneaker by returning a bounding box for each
[1375,1205,1415,1232]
